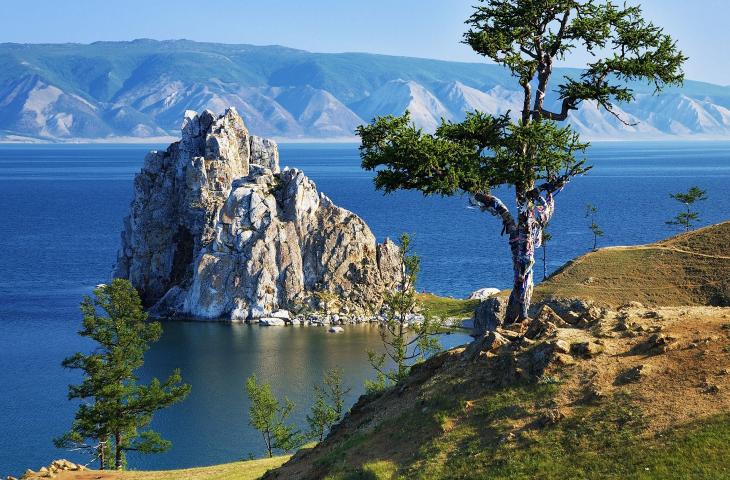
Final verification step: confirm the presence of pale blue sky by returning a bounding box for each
[3,0,727,85]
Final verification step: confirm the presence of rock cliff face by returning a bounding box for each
[113,108,399,321]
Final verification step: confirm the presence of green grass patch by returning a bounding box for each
[402,392,730,480]
[418,294,480,320]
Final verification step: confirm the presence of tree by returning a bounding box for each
[585,203,604,251]
[541,228,552,280]
[366,234,444,392]
[245,375,303,458]
[357,0,685,324]
[667,186,707,231]
[55,279,191,470]
[306,368,351,442]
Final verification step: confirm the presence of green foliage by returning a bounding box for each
[307,368,352,442]
[359,112,589,197]
[585,203,604,250]
[464,0,687,120]
[245,374,303,457]
[667,186,708,231]
[367,234,445,391]
[358,0,684,322]
[55,279,190,470]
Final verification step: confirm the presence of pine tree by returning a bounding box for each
[245,375,303,457]
[667,186,707,231]
[306,368,351,442]
[55,279,190,469]
[366,234,444,392]
[585,204,604,251]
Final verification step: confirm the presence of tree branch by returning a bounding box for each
[535,97,579,121]
[471,193,517,236]
[533,162,592,196]
[520,46,537,59]
[550,10,571,57]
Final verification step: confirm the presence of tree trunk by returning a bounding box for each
[98,436,107,470]
[505,198,540,323]
[472,190,552,326]
[114,431,123,470]
[265,432,272,458]
[505,233,536,323]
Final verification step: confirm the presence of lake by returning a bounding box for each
[1,141,729,474]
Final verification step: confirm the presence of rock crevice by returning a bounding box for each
[114,108,399,320]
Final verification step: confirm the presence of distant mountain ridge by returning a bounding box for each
[2,39,730,142]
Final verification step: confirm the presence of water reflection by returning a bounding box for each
[131,322,471,469]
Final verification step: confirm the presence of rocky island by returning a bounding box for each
[113,108,400,323]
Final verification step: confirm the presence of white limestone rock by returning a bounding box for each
[114,108,399,321]
[259,317,287,326]
[468,287,502,300]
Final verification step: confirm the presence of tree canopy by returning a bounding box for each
[358,0,686,323]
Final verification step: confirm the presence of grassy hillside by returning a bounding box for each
[261,225,730,479]
[535,222,730,307]
[264,302,730,479]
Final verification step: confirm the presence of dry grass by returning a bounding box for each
[47,456,290,480]
[264,304,730,479]
[535,222,730,307]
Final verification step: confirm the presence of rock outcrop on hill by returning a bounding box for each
[113,107,399,321]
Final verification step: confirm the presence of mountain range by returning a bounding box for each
[2,39,730,142]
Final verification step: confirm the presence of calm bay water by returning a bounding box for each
[1,141,729,474]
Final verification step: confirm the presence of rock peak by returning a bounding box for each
[114,108,397,320]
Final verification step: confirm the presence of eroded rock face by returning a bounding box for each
[114,108,399,320]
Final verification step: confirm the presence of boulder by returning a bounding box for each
[468,287,501,300]
[571,341,603,358]
[328,326,344,333]
[113,108,400,321]
[259,317,286,326]
[633,333,677,355]
[462,331,510,361]
[473,295,509,334]
[550,339,571,354]
[535,304,571,328]
[270,310,291,320]
[525,317,557,340]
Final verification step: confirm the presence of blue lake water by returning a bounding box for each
[1,141,730,474]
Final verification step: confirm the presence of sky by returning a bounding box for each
[2,0,728,85]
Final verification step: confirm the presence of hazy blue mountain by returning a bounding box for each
[1,39,730,141]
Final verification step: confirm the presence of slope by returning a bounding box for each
[534,222,730,307]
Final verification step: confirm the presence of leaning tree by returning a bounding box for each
[357,0,685,323]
